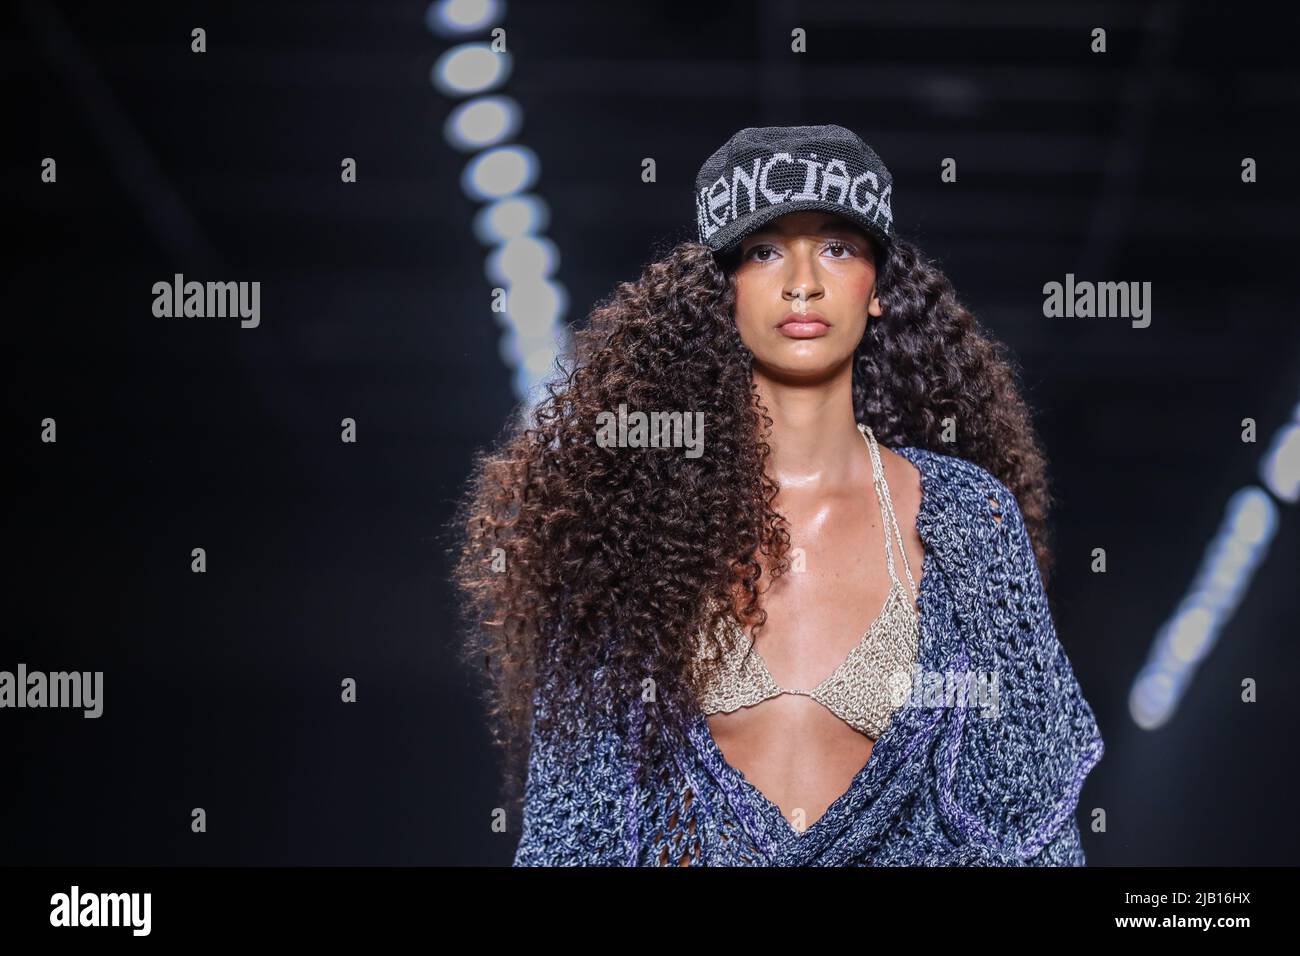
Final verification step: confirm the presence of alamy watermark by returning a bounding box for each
[152,273,261,328]
[595,403,705,458]
[887,665,1000,720]
[1042,273,1151,328]
[0,664,103,718]
[50,885,150,936]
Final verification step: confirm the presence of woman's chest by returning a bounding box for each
[706,699,876,833]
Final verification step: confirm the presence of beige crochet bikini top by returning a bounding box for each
[693,423,920,739]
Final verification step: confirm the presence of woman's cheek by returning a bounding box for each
[847,268,874,302]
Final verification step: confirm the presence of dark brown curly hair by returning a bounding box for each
[449,234,1055,821]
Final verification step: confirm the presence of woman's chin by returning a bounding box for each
[752,350,855,383]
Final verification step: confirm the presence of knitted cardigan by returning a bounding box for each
[512,444,1105,866]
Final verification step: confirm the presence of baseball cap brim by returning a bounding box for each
[705,198,892,260]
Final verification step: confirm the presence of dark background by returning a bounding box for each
[4,0,1298,865]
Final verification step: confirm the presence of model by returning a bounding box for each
[453,124,1104,866]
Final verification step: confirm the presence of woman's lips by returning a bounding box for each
[778,311,830,338]
[779,321,830,338]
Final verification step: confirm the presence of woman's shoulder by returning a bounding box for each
[893,441,1007,491]
[892,442,1020,532]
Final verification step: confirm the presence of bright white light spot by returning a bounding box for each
[1229,487,1276,545]
[485,234,558,286]
[473,195,550,245]
[1168,608,1214,664]
[445,96,521,152]
[461,145,537,201]
[505,279,567,338]
[432,43,511,96]
[425,0,504,37]
[1259,421,1300,503]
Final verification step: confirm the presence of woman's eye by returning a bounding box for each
[745,242,854,261]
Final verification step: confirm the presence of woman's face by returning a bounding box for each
[731,210,882,383]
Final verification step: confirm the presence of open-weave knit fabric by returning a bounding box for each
[512,444,1105,866]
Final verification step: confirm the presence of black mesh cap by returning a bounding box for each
[693,124,895,258]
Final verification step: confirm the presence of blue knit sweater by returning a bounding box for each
[513,444,1105,866]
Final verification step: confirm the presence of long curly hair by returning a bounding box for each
[450,235,1055,820]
